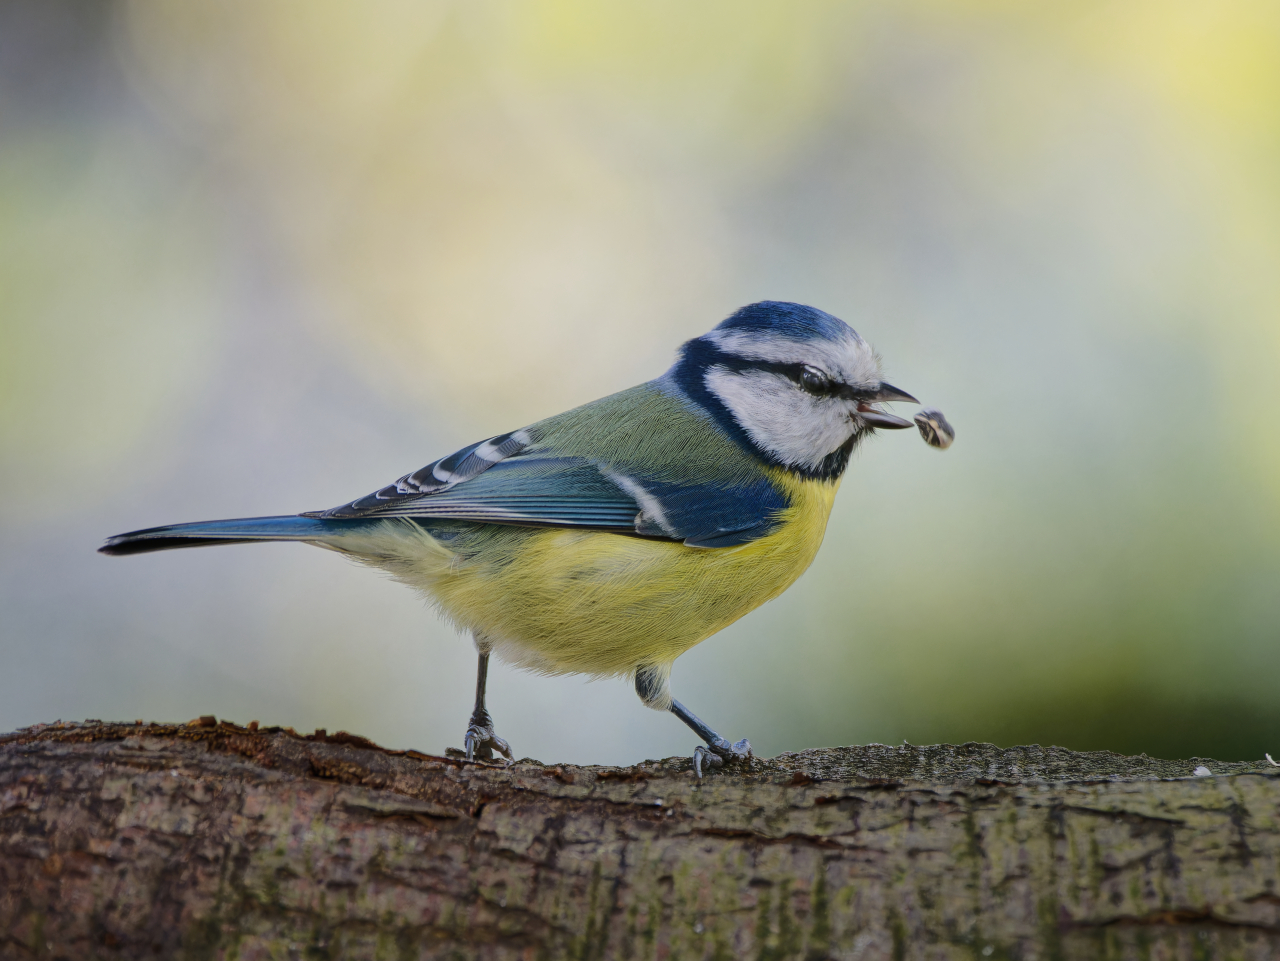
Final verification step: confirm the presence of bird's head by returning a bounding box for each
[666,301,918,478]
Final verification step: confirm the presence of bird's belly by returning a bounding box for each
[409,475,840,676]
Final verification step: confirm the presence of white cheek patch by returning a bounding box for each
[705,367,856,470]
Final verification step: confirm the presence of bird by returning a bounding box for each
[101,301,929,776]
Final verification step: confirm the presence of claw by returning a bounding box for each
[464,720,513,765]
[693,745,723,778]
[692,736,752,778]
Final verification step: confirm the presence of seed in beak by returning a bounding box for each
[914,408,955,449]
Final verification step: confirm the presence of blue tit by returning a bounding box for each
[101,301,931,775]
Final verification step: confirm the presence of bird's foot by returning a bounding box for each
[464,713,513,764]
[693,736,752,778]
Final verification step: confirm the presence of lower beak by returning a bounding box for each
[856,404,913,429]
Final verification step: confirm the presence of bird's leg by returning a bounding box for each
[634,665,751,778]
[670,700,753,777]
[464,642,512,763]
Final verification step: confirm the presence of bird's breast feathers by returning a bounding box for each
[376,469,840,677]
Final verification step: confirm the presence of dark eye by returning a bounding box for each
[799,365,830,394]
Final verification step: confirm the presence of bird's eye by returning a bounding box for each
[799,365,830,394]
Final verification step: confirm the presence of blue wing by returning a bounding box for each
[342,456,642,531]
[312,433,788,548]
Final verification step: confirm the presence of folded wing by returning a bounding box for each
[310,430,788,548]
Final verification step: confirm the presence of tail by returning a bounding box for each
[98,515,376,556]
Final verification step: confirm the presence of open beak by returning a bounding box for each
[856,381,918,429]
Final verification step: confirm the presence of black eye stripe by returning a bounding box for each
[711,355,876,400]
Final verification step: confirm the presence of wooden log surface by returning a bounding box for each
[2,719,1279,960]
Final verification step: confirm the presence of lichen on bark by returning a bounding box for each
[2,719,1279,959]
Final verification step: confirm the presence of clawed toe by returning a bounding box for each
[465,722,513,764]
[692,745,722,777]
[692,737,752,778]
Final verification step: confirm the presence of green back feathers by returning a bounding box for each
[526,383,766,487]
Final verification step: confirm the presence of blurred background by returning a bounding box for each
[2,0,1279,765]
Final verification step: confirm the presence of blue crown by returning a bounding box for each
[714,301,854,343]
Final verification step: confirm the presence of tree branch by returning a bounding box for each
[2,719,1278,959]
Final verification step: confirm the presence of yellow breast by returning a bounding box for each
[390,471,841,677]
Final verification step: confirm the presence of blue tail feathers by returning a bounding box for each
[98,515,370,556]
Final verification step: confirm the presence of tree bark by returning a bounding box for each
[2,720,1278,960]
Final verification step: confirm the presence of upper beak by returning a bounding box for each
[871,382,919,405]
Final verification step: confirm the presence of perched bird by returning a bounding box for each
[101,301,932,775]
